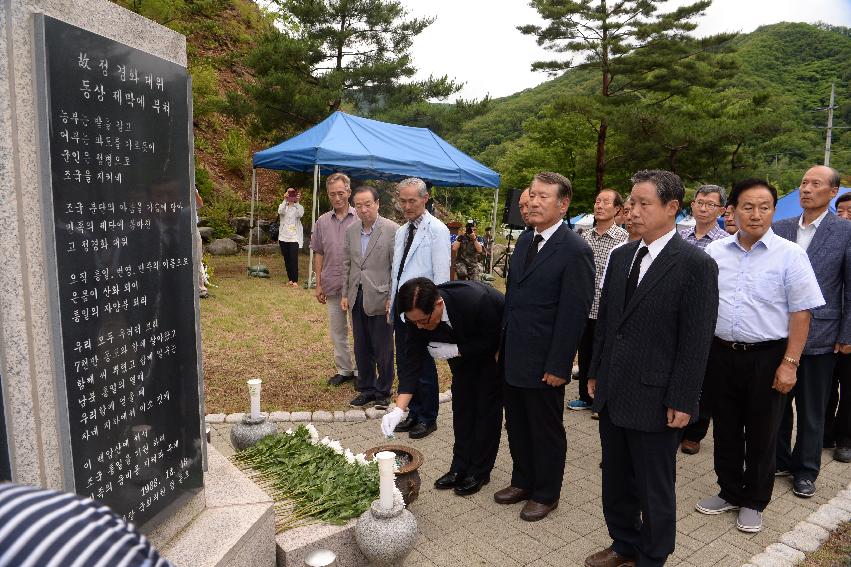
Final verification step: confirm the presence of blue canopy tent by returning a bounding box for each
[773,187,851,221]
[250,111,501,277]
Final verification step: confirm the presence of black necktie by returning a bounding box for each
[397,223,416,280]
[524,234,544,273]
[624,246,649,306]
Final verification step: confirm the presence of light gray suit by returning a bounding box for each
[342,215,399,316]
[342,215,399,398]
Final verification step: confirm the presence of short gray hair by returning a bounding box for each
[695,184,726,207]
[396,177,429,197]
[631,169,684,206]
[828,167,841,188]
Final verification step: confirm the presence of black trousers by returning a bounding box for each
[709,339,787,511]
[682,364,713,443]
[394,318,439,425]
[575,318,596,403]
[449,358,502,478]
[826,354,851,448]
[279,241,299,282]
[351,287,394,398]
[599,410,679,567]
[504,383,566,505]
[777,353,837,481]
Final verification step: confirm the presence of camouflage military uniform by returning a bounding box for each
[455,235,482,281]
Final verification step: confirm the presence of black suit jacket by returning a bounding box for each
[398,281,505,394]
[502,223,595,389]
[589,233,719,432]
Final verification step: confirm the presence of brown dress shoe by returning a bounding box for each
[493,486,531,504]
[584,547,636,567]
[519,499,558,521]
[681,439,700,455]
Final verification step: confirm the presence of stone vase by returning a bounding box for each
[229,414,277,451]
[355,499,417,566]
[364,444,424,505]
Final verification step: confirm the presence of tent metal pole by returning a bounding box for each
[307,164,319,287]
[489,187,499,275]
[248,168,256,273]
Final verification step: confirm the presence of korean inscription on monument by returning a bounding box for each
[37,16,202,527]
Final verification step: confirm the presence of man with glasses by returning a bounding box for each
[679,185,730,455]
[341,185,399,410]
[382,277,504,496]
[773,166,851,498]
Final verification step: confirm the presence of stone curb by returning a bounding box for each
[743,482,851,566]
[206,389,452,424]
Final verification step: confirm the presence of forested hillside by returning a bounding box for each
[110,0,851,220]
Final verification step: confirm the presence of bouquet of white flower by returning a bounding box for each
[233,425,379,532]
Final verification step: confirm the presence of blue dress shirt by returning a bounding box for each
[705,229,825,343]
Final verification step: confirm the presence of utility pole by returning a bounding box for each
[825,82,836,167]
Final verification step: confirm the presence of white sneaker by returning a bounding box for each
[695,495,739,515]
[736,507,762,533]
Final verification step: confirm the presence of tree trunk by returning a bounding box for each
[596,119,607,192]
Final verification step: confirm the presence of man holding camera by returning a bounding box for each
[452,220,484,281]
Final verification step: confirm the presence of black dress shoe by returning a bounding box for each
[454,474,490,496]
[408,422,437,439]
[434,471,464,490]
[327,374,353,386]
[394,417,417,432]
[835,446,851,463]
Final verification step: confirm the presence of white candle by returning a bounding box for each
[375,451,396,511]
[247,378,262,420]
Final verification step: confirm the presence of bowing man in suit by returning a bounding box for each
[388,178,451,439]
[382,278,505,495]
[773,165,851,498]
[341,185,400,410]
[493,171,595,522]
[585,170,719,567]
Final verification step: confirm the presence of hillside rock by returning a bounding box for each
[243,243,279,256]
[248,226,270,245]
[198,226,214,243]
[208,238,239,256]
[230,217,250,237]
[230,234,247,246]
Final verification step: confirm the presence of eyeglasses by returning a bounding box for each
[692,200,722,210]
[406,310,434,326]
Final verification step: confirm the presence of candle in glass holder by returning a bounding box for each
[375,451,396,511]
[247,378,262,420]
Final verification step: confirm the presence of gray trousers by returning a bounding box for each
[325,294,355,376]
[351,287,394,397]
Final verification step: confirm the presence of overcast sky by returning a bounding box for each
[403,0,851,101]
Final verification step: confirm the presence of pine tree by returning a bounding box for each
[246,0,461,137]
[519,0,737,191]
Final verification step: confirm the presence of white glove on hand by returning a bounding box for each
[427,342,460,360]
[381,407,405,437]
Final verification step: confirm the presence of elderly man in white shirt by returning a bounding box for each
[696,178,824,534]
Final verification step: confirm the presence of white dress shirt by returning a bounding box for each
[632,227,678,285]
[533,220,562,251]
[796,208,829,251]
[705,229,825,343]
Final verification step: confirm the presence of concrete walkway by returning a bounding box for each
[209,382,851,566]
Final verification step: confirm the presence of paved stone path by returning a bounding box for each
[209,382,851,566]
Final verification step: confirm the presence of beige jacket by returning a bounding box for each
[342,215,399,316]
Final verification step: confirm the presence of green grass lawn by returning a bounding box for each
[200,251,504,414]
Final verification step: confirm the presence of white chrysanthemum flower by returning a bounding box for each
[343,449,356,464]
[306,423,320,441]
[354,453,369,466]
[328,440,344,454]
[320,436,331,446]
[285,428,293,435]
